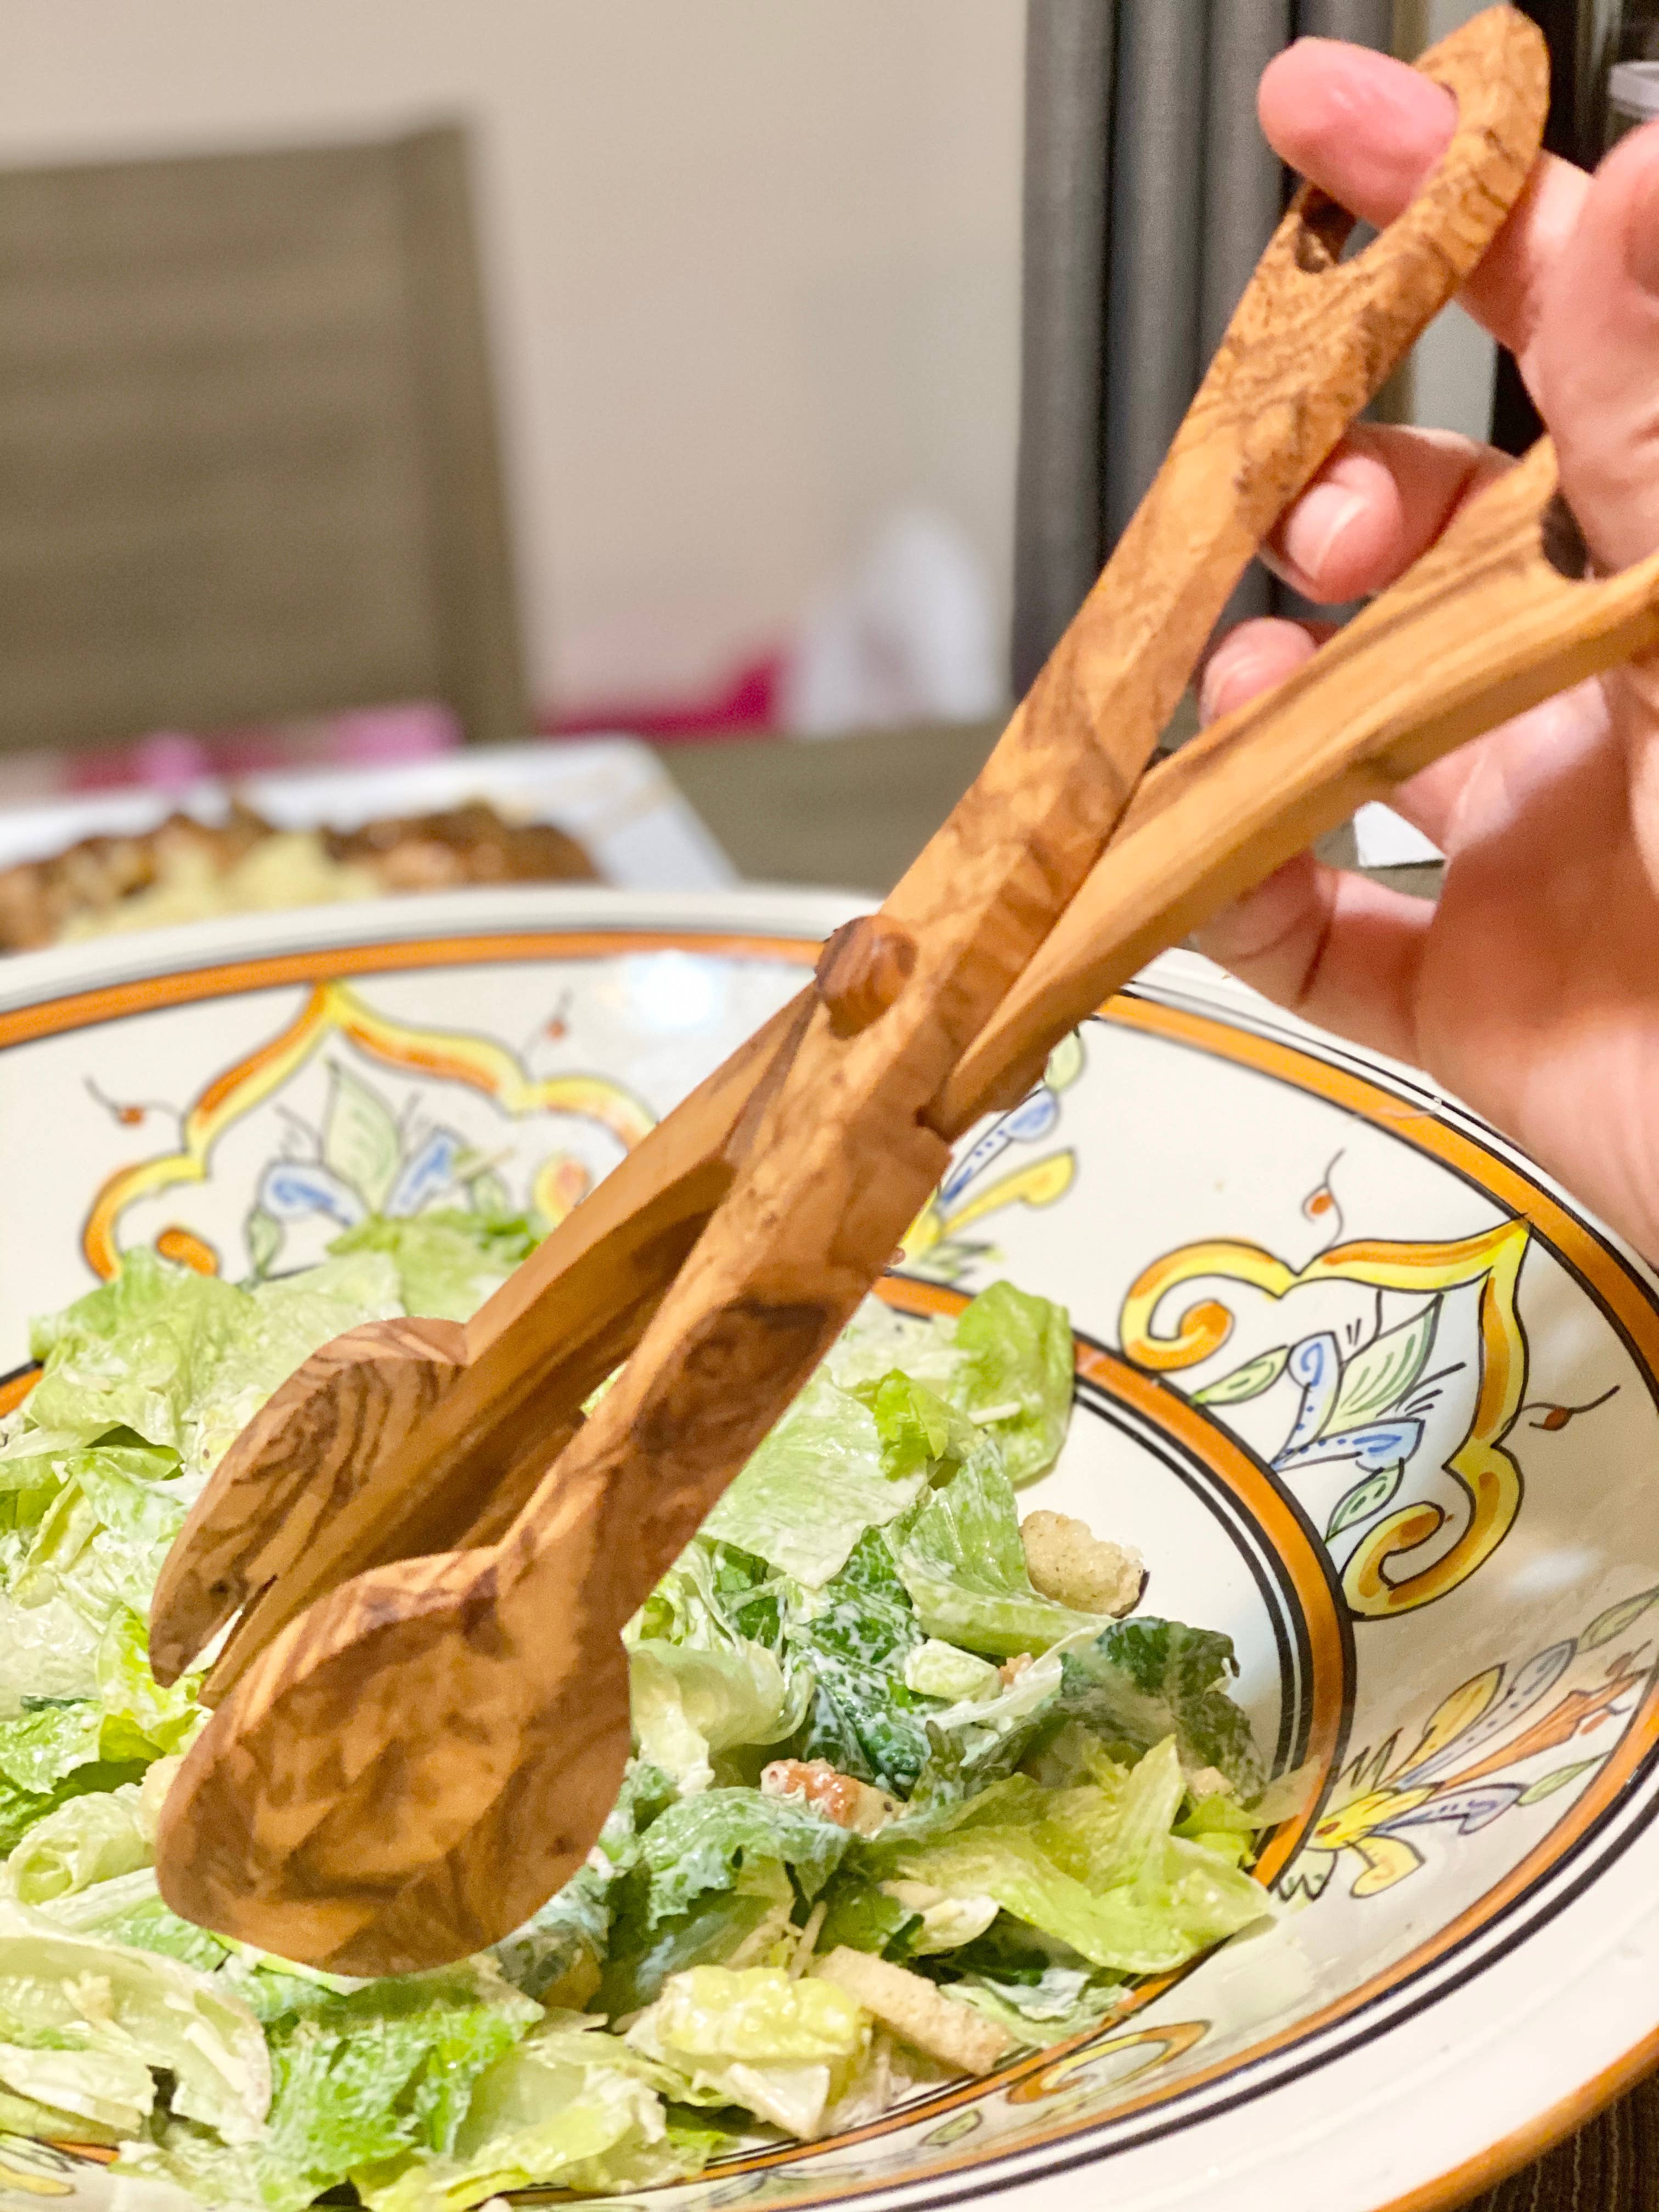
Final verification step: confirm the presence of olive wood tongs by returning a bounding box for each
[145,9,1644,1978]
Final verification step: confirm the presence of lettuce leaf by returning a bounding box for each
[597,1860,795,2018]
[947,1963,1123,2048]
[0,2040,159,2137]
[626,1965,867,2139]
[25,1248,402,1488]
[136,1961,540,2211]
[634,1789,849,1925]
[9,1448,184,1633]
[889,1742,1268,1975]
[901,1825,1266,1974]
[326,1212,533,1325]
[890,1449,1101,1659]
[945,1282,1074,1485]
[494,1760,676,2007]
[46,1869,233,1976]
[701,1372,925,1587]
[814,1870,922,1960]
[0,1593,98,1717]
[631,1536,786,1660]
[353,2023,714,2211]
[828,1286,1074,1487]
[26,1250,246,1455]
[787,1528,937,1792]
[7,1783,150,1904]
[0,1896,269,2141]
[629,1638,805,1796]
[493,1864,611,2008]
[1051,1619,1265,1795]
[0,1708,150,1855]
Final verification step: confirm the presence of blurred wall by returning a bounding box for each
[0,1,1025,718]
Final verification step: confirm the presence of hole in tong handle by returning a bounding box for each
[1539,490,1591,581]
[1293,189,1356,275]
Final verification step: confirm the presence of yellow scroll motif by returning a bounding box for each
[1006,2019,1209,2105]
[1120,1221,1532,1616]
[902,1154,1076,1271]
[83,981,654,1278]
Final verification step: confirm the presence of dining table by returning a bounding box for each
[651,716,1656,2212]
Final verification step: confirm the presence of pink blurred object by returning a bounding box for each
[543,653,782,743]
[60,703,462,795]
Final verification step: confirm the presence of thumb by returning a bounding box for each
[1533,121,1659,573]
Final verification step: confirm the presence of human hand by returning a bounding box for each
[1195,41,1659,1259]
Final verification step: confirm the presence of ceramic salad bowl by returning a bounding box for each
[0,883,1652,2212]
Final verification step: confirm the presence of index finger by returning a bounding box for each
[1259,39,1588,382]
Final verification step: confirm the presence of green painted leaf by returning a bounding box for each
[1044,1034,1085,1092]
[1324,1299,1440,1435]
[1326,1463,1403,1541]
[321,1064,402,1213]
[244,1205,281,1280]
[1193,1347,1289,1407]
[1581,1588,1659,1650]
[1517,1757,1601,1805]
[465,1167,512,1218]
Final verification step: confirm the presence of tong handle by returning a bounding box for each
[936,442,1659,1132]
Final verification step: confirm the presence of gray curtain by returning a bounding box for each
[1011,0,1393,696]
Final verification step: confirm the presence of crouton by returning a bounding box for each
[813,1946,1012,2075]
[760,1759,899,1836]
[1020,1509,1144,1616]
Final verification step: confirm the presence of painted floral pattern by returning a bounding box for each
[1280,1583,1658,1900]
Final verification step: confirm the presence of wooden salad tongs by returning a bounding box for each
[146,8,1644,1978]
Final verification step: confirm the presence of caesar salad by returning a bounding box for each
[0,1211,1277,2210]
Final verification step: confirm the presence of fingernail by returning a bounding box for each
[1198,640,1278,724]
[1624,129,1659,292]
[1198,648,1239,724]
[1280,482,1366,583]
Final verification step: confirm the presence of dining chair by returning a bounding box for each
[0,125,528,755]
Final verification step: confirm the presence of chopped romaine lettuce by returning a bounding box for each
[946,1282,1075,1483]
[598,1859,795,2019]
[701,1371,925,1587]
[0,1896,269,2141]
[948,1963,1124,2047]
[627,1965,868,2139]
[629,1637,805,1795]
[1049,1618,1265,1796]
[890,1448,1101,1658]
[354,2015,719,2212]
[787,1529,936,1792]
[6,1781,150,1903]
[326,1211,534,1324]
[885,1739,1269,1974]
[829,1285,1074,1488]
[0,1246,1278,2208]
[633,1788,849,1924]
[26,1249,402,1486]
[0,2040,159,2137]
[0,1592,98,1717]
[814,1869,923,1960]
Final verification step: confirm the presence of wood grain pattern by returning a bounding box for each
[154,10,1550,1972]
